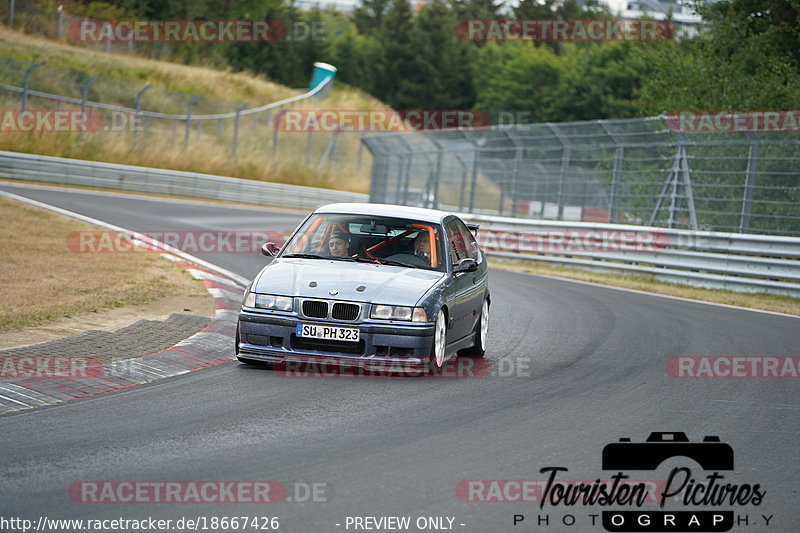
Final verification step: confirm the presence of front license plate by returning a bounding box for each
[296,324,360,342]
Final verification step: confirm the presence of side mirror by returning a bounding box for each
[261,242,281,257]
[454,257,478,273]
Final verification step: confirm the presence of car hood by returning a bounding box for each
[253,258,445,306]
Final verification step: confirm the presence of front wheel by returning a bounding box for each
[427,309,447,374]
[460,299,489,357]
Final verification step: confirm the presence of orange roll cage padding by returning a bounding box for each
[292,216,324,254]
[364,224,438,268]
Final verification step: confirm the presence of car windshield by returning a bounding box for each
[280,214,445,272]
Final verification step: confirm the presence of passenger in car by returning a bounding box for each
[412,231,431,264]
[328,232,351,257]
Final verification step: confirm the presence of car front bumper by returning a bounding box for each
[237,310,435,373]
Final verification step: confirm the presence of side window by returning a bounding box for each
[445,219,467,265]
[456,220,481,263]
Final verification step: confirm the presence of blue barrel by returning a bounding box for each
[309,62,337,93]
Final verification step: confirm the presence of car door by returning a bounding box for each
[452,217,487,336]
[443,217,483,342]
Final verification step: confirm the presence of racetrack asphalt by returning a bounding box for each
[0,183,798,532]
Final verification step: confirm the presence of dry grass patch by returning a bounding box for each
[0,196,210,331]
[490,258,800,316]
[0,27,388,193]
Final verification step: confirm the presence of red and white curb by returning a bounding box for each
[0,191,251,414]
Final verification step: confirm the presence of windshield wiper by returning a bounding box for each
[350,256,415,268]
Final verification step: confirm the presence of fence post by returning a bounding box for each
[184,95,201,149]
[356,133,364,172]
[271,110,281,169]
[8,0,14,25]
[79,76,97,138]
[547,123,570,221]
[739,134,759,233]
[305,128,314,166]
[468,145,479,213]
[231,103,248,160]
[133,85,150,148]
[21,62,42,112]
[103,21,112,53]
[57,6,64,39]
[429,139,443,210]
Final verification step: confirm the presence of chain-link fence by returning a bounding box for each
[362,117,800,236]
[0,56,369,181]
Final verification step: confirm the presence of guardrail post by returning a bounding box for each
[739,134,759,233]
[231,103,248,161]
[184,95,201,149]
[21,62,42,112]
[79,76,97,138]
[133,85,151,148]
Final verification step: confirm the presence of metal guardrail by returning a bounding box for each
[459,214,800,298]
[1,149,796,298]
[0,151,367,209]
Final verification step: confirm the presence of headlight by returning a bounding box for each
[255,294,294,311]
[371,305,427,322]
[244,293,293,311]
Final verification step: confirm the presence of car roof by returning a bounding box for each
[314,203,453,224]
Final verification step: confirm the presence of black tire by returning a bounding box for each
[460,298,488,357]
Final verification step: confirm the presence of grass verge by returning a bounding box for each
[0,26,388,193]
[0,196,210,332]
[489,258,800,316]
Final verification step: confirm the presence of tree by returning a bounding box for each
[636,0,800,114]
[473,41,568,122]
[401,0,475,110]
[547,42,651,121]
[374,0,421,108]
[353,0,392,34]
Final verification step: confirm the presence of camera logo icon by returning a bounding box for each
[602,432,734,471]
